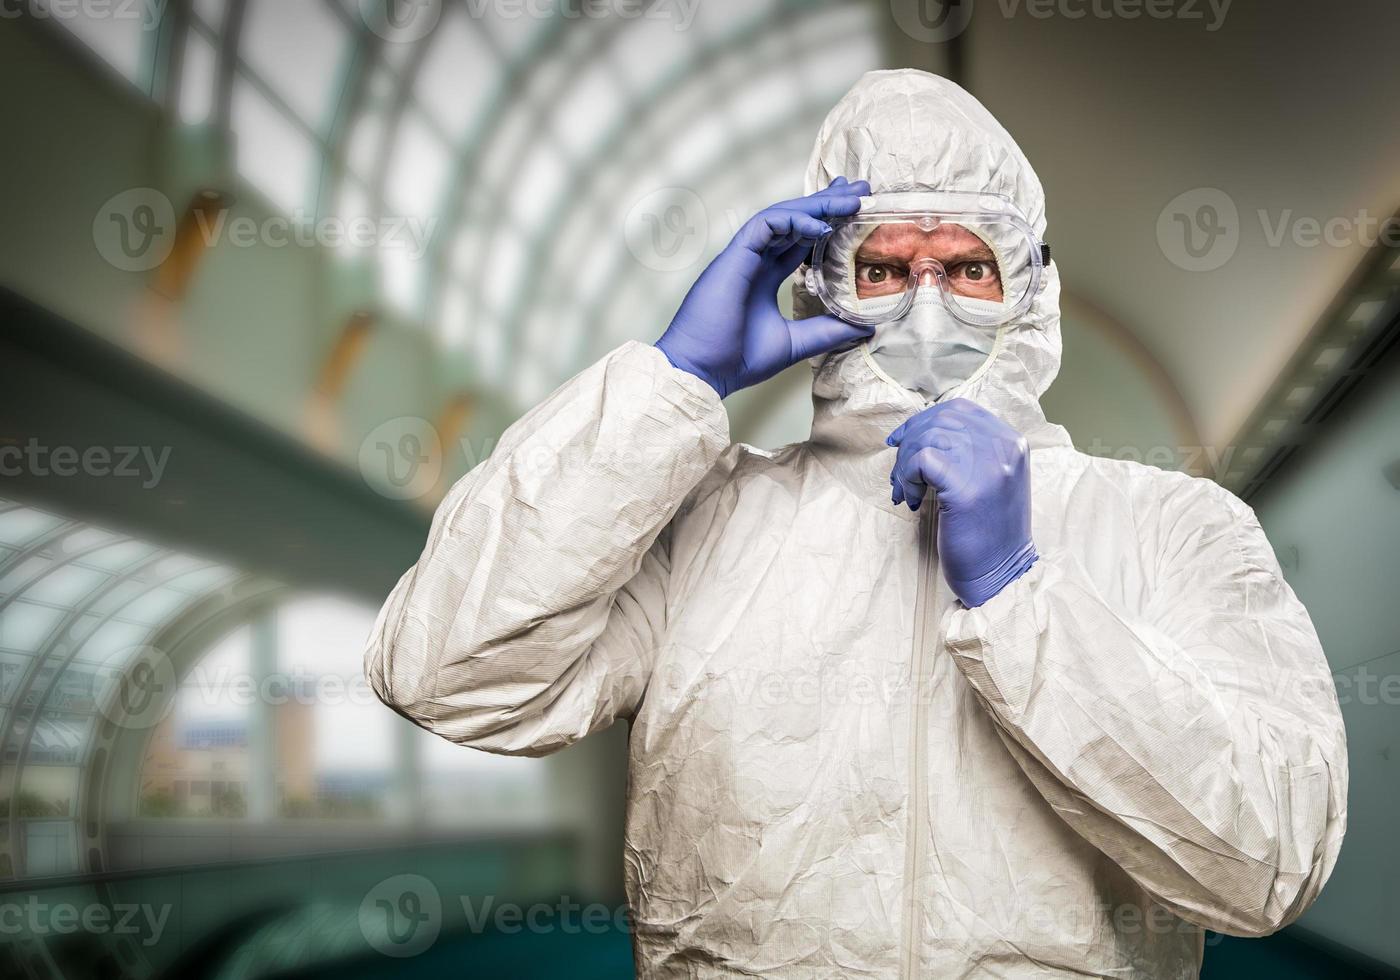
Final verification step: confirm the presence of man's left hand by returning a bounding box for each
[888,398,1038,607]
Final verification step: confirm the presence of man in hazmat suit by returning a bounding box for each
[366,70,1346,978]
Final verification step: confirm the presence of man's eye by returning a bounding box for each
[962,261,997,282]
[858,264,896,284]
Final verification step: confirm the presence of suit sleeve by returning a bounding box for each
[943,475,1347,936]
[365,342,729,756]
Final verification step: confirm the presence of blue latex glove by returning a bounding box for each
[887,399,1038,607]
[656,178,875,399]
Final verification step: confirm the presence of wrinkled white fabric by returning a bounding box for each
[366,69,1346,978]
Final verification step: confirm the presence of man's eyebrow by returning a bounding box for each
[854,243,996,264]
[853,248,907,263]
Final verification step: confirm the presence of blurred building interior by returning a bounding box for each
[0,0,1397,976]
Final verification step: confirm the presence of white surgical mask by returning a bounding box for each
[861,292,1006,402]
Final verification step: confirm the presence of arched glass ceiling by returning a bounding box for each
[0,499,242,876]
[41,0,883,419]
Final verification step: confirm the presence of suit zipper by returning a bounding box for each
[900,503,938,979]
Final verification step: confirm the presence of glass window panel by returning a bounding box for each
[611,14,689,93]
[414,9,497,140]
[798,33,882,95]
[332,180,374,260]
[55,527,119,556]
[192,0,228,31]
[663,111,728,180]
[450,225,481,278]
[384,111,450,222]
[0,508,63,547]
[151,554,203,579]
[241,0,349,129]
[379,247,424,317]
[476,99,533,190]
[481,229,526,315]
[0,651,29,705]
[729,69,803,138]
[439,282,470,349]
[516,358,550,406]
[118,586,196,627]
[471,309,504,383]
[345,109,387,180]
[20,564,109,608]
[0,555,57,599]
[178,27,218,125]
[479,5,543,61]
[78,619,152,666]
[693,0,774,38]
[419,714,547,825]
[141,626,250,819]
[0,601,65,651]
[39,0,150,87]
[58,660,104,709]
[553,62,620,157]
[231,80,318,215]
[508,146,566,231]
[165,565,237,595]
[21,818,78,876]
[19,763,81,816]
[274,597,391,818]
[85,579,147,618]
[76,539,155,573]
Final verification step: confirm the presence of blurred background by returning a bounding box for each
[0,0,1397,976]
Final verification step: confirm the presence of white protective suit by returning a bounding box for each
[366,70,1347,978]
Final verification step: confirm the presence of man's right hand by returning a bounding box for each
[655,177,874,399]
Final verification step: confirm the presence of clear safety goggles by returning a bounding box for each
[803,191,1050,328]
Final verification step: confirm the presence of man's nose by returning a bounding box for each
[908,257,943,288]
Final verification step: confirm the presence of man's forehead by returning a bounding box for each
[855,222,993,258]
